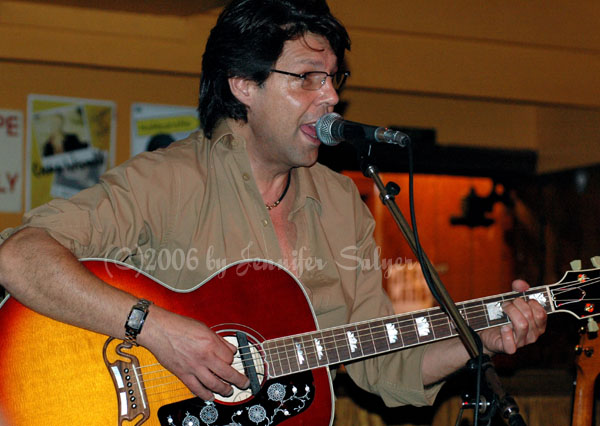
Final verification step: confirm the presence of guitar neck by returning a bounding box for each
[263,285,556,378]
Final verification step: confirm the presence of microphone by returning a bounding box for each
[316,112,410,147]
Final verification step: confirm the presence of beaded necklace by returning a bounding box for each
[265,170,292,210]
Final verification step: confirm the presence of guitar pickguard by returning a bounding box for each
[156,372,315,426]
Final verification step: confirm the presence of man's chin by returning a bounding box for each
[300,150,320,168]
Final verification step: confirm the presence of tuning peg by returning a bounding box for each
[571,259,583,271]
[591,256,600,268]
[574,345,595,357]
[588,318,599,333]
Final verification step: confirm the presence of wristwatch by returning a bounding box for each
[124,299,152,346]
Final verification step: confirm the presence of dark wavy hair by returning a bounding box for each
[198,0,350,138]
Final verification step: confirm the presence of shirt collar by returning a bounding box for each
[208,119,246,151]
[292,166,322,215]
[208,118,323,214]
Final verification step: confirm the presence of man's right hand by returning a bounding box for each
[139,307,250,401]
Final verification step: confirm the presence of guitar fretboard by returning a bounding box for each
[263,286,553,378]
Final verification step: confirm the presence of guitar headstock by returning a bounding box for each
[550,257,600,320]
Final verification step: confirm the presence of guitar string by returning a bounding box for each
[134,288,573,401]
[132,299,500,400]
[130,276,594,396]
[142,275,589,377]
[131,300,512,394]
[550,277,600,297]
[131,294,513,400]
[133,309,454,381]
[134,283,552,379]
[261,308,497,374]
[233,275,581,373]
[134,293,528,384]
[136,301,509,398]
[256,282,558,372]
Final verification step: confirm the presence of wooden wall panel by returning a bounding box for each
[344,171,515,307]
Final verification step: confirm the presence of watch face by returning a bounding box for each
[127,309,145,328]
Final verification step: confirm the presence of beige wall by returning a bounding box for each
[329,0,600,173]
[0,0,599,227]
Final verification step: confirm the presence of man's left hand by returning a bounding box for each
[479,279,547,355]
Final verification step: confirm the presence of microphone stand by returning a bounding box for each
[354,142,525,426]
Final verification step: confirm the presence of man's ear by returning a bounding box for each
[228,77,255,106]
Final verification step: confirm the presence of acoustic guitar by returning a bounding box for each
[572,316,600,426]
[0,258,598,426]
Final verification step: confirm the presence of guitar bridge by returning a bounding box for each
[103,337,150,425]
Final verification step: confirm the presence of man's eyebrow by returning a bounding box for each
[293,59,339,73]
[295,58,326,67]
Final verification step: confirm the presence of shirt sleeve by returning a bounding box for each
[1,151,177,267]
[343,186,444,407]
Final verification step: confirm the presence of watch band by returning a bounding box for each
[124,298,152,346]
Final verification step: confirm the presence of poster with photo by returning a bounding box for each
[27,95,116,210]
[130,103,199,158]
[0,109,23,213]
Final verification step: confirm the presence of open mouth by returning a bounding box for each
[300,123,318,141]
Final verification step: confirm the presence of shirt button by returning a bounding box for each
[262,219,269,227]
[242,173,250,181]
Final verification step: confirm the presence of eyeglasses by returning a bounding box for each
[270,69,350,91]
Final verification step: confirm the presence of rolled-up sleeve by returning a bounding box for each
[1,151,177,262]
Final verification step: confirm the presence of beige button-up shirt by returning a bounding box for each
[1,119,441,407]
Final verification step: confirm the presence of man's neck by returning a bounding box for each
[228,120,292,206]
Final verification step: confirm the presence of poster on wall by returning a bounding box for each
[0,110,23,213]
[27,95,116,210]
[130,103,199,158]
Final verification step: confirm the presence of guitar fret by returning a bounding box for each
[460,300,485,331]
[332,328,350,362]
[430,307,453,340]
[264,340,284,377]
[355,323,375,357]
[461,305,470,328]
[319,330,340,364]
[314,331,330,366]
[400,316,419,347]
[526,288,553,314]
[429,311,437,340]
[291,336,308,370]
[283,338,300,374]
[482,300,492,328]
[368,320,390,355]
[299,334,319,369]
[465,301,480,327]
[263,342,275,378]
[268,338,297,377]
[482,296,507,328]
[276,340,290,376]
